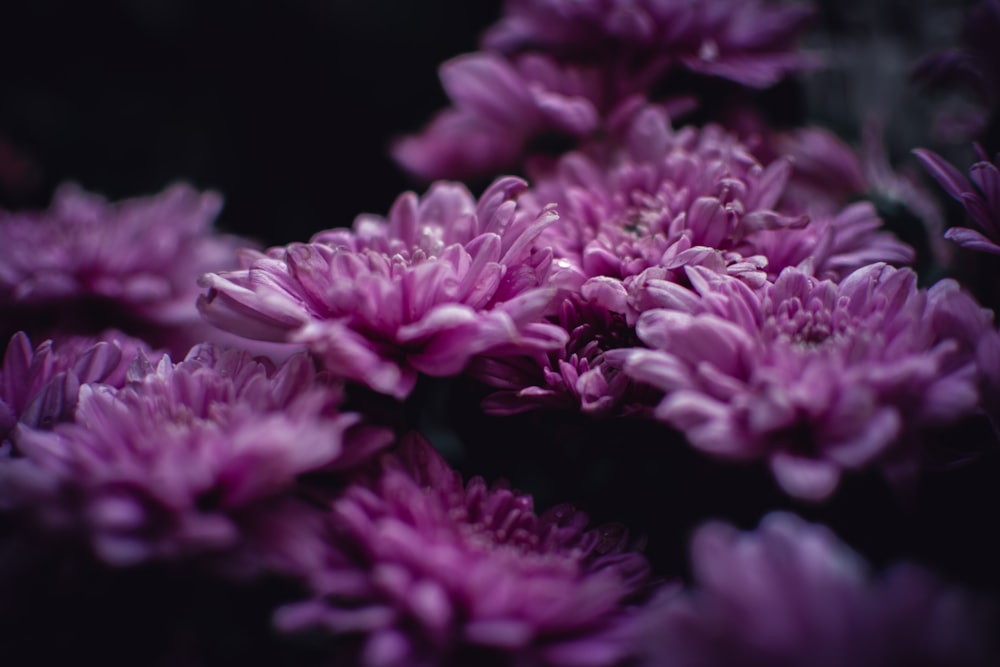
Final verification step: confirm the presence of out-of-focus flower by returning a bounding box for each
[395,0,816,181]
[274,433,654,667]
[636,512,997,667]
[470,295,655,416]
[393,53,607,182]
[0,330,158,448]
[485,0,819,89]
[914,144,1000,255]
[0,183,250,352]
[199,177,570,399]
[8,344,392,566]
[913,0,1000,141]
[618,263,993,500]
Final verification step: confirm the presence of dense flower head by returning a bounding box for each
[526,106,911,322]
[6,344,391,566]
[914,144,1000,255]
[0,183,248,350]
[199,177,570,399]
[0,330,159,448]
[275,433,653,667]
[618,263,994,500]
[394,0,816,181]
[484,0,819,89]
[636,512,997,667]
[470,295,656,416]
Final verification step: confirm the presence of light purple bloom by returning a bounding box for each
[8,344,392,566]
[914,145,1000,255]
[618,263,993,500]
[637,512,997,667]
[484,0,819,89]
[0,183,250,352]
[199,177,570,399]
[274,433,653,667]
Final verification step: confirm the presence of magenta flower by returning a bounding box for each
[914,145,1000,255]
[393,53,608,182]
[9,344,391,566]
[470,295,656,416]
[274,433,653,667]
[530,107,804,283]
[0,183,249,352]
[484,0,819,89]
[637,512,997,667]
[525,106,910,325]
[0,330,159,447]
[618,263,993,500]
[199,177,570,399]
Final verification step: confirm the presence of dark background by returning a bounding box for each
[0,0,503,244]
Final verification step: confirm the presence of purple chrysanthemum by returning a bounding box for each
[274,433,653,667]
[392,53,608,182]
[914,144,1000,255]
[199,177,570,399]
[394,0,815,181]
[637,512,997,667]
[484,0,819,89]
[8,344,391,566]
[526,106,910,322]
[618,263,993,500]
[0,330,158,448]
[0,183,250,352]
[470,295,656,416]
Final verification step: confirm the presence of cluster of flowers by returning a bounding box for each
[2,0,1000,665]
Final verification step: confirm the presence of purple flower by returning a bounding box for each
[484,0,819,89]
[469,295,656,416]
[618,263,993,500]
[274,433,653,667]
[914,145,1000,255]
[637,512,997,667]
[8,344,392,566]
[0,330,159,447]
[392,53,606,182]
[525,106,910,323]
[0,183,251,353]
[199,177,570,399]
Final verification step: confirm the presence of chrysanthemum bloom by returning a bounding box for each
[0,330,157,448]
[914,145,1000,255]
[470,295,656,416]
[484,0,819,90]
[527,106,910,322]
[617,263,994,500]
[394,0,814,181]
[9,344,391,566]
[636,512,997,667]
[393,53,608,182]
[0,183,249,352]
[199,177,570,399]
[274,433,654,667]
